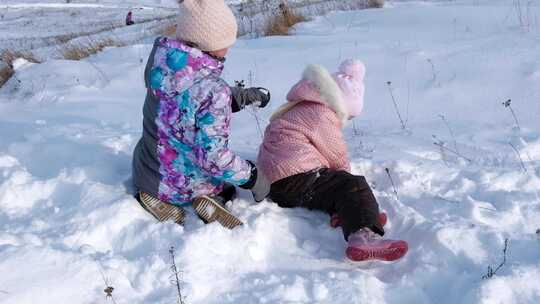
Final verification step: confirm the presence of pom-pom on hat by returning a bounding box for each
[333,59,366,118]
[175,0,238,52]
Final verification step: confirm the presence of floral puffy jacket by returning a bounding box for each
[132,37,252,206]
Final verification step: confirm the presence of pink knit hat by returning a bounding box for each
[333,59,366,117]
[175,0,238,52]
[282,59,366,122]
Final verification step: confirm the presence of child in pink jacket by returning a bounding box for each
[257,59,408,262]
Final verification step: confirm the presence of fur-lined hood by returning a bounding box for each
[271,64,349,126]
[271,59,366,127]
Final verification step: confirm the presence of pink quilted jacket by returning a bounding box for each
[258,102,350,183]
[257,60,366,183]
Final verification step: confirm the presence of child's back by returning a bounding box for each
[133,37,252,206]
[259,101,349,184]
[132,0,271,229]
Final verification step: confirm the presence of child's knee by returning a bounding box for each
[333,171,366,192]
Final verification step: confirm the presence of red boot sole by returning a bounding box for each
[346,241,408,262]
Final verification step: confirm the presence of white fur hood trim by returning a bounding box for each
[270,64,349,125]
[303,64,348,123]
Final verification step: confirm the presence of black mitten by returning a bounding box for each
[230,85,271,113]
[239,161,271,202]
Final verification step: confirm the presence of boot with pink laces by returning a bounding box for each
[346,228,408,262]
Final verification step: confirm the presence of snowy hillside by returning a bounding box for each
[1,0,540,303]
[0,0,367,58]
[0,0,177,57]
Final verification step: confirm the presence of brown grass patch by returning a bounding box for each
[62,38,118,60]
[368,0,385,8]
[265,3,308,36]
[0,63,13,88]
[0,50,40,87]
[55,33,78,44]
[162,24,177,37]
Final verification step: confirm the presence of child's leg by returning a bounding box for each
[308,170,384,240]
[269,169,384,240]
[269,169,321,208]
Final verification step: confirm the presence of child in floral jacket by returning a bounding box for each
[132,0,270,228]
[257,59,408,262]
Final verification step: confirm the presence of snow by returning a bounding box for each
[1,0,540,303]
[205,203,216,218]
[0,0,364,59]
[0,0,176,57]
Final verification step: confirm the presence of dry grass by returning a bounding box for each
[1,37,124,87]
[368,0,385,8]
[62,38,118,60]
[162,24,177,37]
[55,33,78,44]
[0,64,13,88]
[0,50,40,87]
[265,3,308,36]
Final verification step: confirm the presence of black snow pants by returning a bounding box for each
[269,168,384,240]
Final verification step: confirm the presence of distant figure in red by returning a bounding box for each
[126,11,135,26]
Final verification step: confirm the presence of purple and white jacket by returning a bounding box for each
[132,37,252,206]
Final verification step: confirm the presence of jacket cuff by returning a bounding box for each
[230,86,245,113]
[239,161,257,189]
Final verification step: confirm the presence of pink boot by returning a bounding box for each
[346,228,408,262]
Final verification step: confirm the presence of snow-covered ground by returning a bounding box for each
[1,0,540,303]
[1,0,359,60]
[0,0,178,55]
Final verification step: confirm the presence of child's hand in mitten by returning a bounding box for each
[245,87,271,108]
[230,86,271,112]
